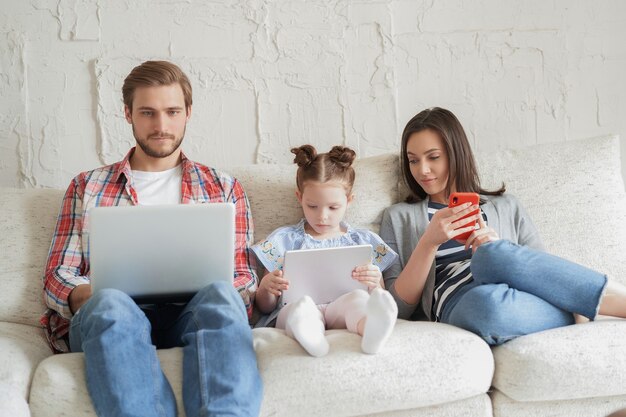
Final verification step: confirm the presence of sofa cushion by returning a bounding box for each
[348,153,401,234]
[475,134,626,285]
[0,322,52,400]
[29,348,184,417]
[491,319,626,401]
[254,320,493,416]
[229,153,401,241]
[364,394,492,417]
[227,163,301,242]
[0,383,31,417]
[29,321,493,417]
[0,188,64,325]
[490,388,626,417]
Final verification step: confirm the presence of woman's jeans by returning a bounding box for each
[69,281,262,417]
[441,240,608,345]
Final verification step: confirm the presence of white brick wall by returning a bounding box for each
[1,0,625,189]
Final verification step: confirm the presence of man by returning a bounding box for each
[41,60,262,417]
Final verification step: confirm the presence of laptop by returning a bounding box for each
[88,203,235,304]
[281,244,372,306]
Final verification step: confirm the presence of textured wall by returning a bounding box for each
[1,0,625,189]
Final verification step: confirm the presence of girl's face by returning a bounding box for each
[296,181,353,239]
[406,128,451,204]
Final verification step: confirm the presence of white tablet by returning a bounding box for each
[281,244,372,305]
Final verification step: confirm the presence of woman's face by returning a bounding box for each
[406,129,451,204]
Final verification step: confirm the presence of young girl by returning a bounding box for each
[253,145,399,357]
[380,107,626,345]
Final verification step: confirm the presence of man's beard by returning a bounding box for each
[133,124,186,158]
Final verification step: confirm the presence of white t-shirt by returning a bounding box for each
[132,164,183,205]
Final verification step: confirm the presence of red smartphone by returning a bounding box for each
[448,192,480,241]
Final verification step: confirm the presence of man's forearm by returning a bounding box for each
[44,177,90,318]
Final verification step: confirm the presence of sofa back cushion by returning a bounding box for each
[475,135,626,284]
[0,189,64,325]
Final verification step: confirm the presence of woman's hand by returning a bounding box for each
[352,264,383,290]
[464,215,499,253]
[393,204,479,306]
[422,203,482,247]
[259,270,289,297]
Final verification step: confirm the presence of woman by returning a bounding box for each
[380,107,626,345]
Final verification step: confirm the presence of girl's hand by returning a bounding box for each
[352,264,384,290]
[464,215,499,253]
[422,203,482,247]
[259,270,289,297]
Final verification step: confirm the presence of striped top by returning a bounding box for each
[428,202,487,321]
[41,147,258,353]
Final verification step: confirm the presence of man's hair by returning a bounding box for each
[400,107,505,203]
[291,145,357,194]
[122,60,193,112]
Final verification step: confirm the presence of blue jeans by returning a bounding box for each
[441,240,608,345]
[69,281,262,417]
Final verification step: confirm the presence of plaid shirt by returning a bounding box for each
[41,148,258,353]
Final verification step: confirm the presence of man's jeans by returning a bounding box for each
[69,281,262,417]
[441,240,608,345]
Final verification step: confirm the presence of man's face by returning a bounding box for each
[124,84,191,159]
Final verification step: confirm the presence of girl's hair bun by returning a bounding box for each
[327,146,356,169]
[291,145,317,167]
[291,144,357,192]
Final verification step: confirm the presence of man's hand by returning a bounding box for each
[69,284,92,314]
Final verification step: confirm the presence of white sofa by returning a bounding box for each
[2,135,626,417]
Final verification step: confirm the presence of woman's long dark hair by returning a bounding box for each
[401,107,505,203]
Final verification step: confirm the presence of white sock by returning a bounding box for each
[361,288,398,354]
[285,296,329,357]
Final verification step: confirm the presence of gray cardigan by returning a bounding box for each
[379,193,544,321]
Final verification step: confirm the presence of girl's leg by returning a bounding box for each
[471,240,614,320]
[325,289,398,354]
[275,296,329,357]
[442,283,575,345]
[361,289,398,354]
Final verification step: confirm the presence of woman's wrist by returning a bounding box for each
[416,236,439,256]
